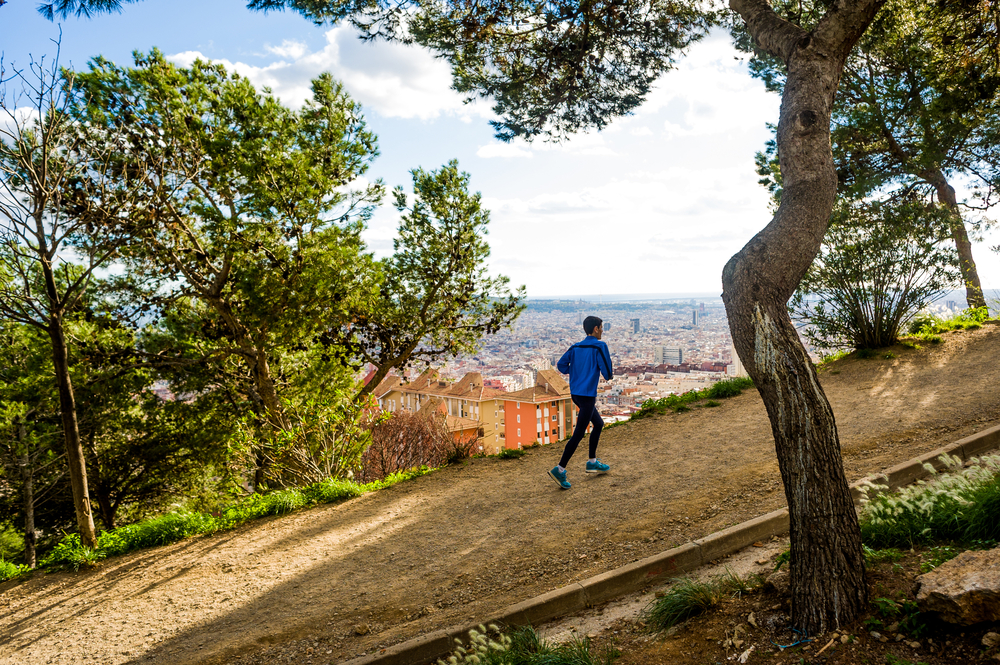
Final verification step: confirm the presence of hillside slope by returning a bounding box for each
[2,325,999,665]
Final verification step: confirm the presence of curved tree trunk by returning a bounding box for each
[726,0,882,635]
[921,168,986,309]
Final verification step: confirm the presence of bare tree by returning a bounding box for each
[0,42,151,548]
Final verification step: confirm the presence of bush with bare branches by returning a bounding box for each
[359,411,478,483]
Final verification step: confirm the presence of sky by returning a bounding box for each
[2,0,998,300]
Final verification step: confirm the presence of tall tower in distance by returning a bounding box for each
[631,318,640,334]
[692,310,700,327]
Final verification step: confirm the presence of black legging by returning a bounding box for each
[558,395,604,468]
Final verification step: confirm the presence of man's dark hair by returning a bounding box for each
[583,316,603,335]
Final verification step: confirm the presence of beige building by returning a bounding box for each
[373,368,578,454]
[373,369,507,451]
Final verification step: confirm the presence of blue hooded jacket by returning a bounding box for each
[557,336,613,397]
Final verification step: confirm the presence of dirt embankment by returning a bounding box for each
[2,326,999,665]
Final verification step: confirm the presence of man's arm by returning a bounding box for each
[599,342,613,380]
[557,347,572,374]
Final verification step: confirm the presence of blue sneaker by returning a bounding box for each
[586,459,610,474]
[548,466,571,489]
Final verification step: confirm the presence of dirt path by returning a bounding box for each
[2,326,999,665]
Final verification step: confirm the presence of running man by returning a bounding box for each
[549,315,614,489]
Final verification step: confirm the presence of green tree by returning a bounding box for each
[32,0,896,633]
[70,51,385,488]
[0,51,152,549]
[352,161,524,399]
[266,0,883,633]
[744,0,1000,309]
[70,313,230,528]
[790,197,961,351]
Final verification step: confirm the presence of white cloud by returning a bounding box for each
[170,26,492,121]
[265,40,309,60]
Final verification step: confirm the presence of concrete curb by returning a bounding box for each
[342,423,1000,665]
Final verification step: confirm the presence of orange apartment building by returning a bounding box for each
[498,369,576,450]
[373,368,578,453]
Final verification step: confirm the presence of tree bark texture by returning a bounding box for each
[47,317,98,549]
[17,420,37,568]
[921,168,986,309]
[725,0,882,635]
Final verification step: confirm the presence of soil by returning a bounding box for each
[594,543,1000,665]
[2,326,1000,665]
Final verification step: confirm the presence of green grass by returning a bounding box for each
[644,569,763,631]
[817,349,851,368]
[907,306,990,338]
[632,377,753,419]
[15,467,433,581]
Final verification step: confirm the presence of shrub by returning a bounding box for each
[0,558,30,582]
[360,410,464,483]
[497,448,527,459]
[790,197,960,352]
[706,377,753,399]
[438,624,618,665]
[633,377,753,420]
[859,454,1000,548]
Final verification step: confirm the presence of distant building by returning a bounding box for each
[604,322,611,332]
[692,310,700,327]
[630,318,640,334]
[499,369,575,451]
[727,342,747,377]
[374,368,577,454]
[699,302,706,314]
[654,346,684,365]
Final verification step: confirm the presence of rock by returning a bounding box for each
[747,612,757,628]
[353,624,370,636]
[984,632,1000,648]
[908,641,921,649]
[841,635,850,644]
[916,549,1000,625]
[870,631,882,641]
[756,558,769,565]
[764,569,789,597]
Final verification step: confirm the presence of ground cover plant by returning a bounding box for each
[907,307,991,341]
[858,452,1000,548]
[630,377,754,420]
[11,468,432,579]
[612,450,1000,665]
[439,624,619,665]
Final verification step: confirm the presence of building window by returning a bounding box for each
[517,415,521,423]
[517,428,521,437]
[551,414,557,421]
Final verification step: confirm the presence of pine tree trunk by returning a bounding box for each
[922,169,986,309]
[17,419,37,568]
[727,0,882,635]
[47,318,98,549]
